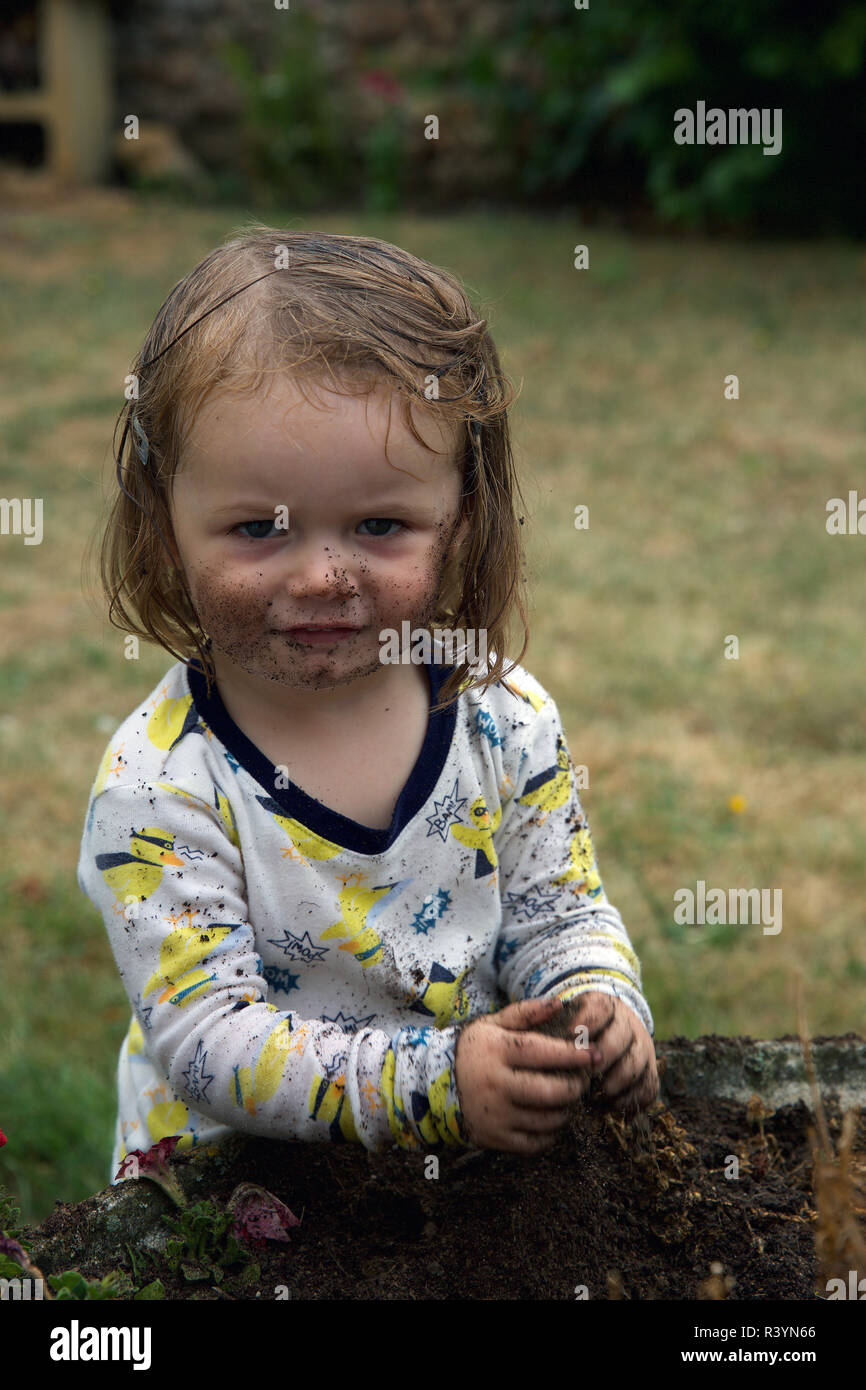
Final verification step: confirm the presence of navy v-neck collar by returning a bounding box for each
[184,656,459,855]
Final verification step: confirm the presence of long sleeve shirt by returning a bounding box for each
[76,654,654,1181]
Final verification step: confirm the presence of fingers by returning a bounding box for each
[471,1002,596,1075]
[584,997,617,1047]
[576,994,638,1079]
[570,993,659,1114]
[593,1056,660,1115]
[511,1067,590,1110]
[595,1026,636,1080]
[504,1030,596,1075]
[507,1101,579,1133]
[496,1129,560,1156]
[489,1103,577,1154]
[494,995,564,1032]
[609,1060,660,1112]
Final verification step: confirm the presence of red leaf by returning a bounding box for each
[114,1136,185,1205]
[227,1183,300,1247]
[115,1135,180,1181]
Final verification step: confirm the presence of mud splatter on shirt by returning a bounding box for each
[77,655,653,1182]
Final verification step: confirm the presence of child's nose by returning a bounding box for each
[285,541,360,597]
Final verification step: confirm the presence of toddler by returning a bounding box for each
[78,226,658,1180]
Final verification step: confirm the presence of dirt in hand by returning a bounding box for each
[532,996,638,1113]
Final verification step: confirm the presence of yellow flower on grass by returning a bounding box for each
[728,795,748,814]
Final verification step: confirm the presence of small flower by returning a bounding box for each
[227,1183,301,1249]
[0,1128,7,1147]
[114,1135,186,1207]
[727,794,747,814]
[360,68,404,103]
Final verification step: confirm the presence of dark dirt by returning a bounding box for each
[23,1057,865,1301]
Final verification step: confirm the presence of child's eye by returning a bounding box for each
[357,518,403,538]
[234,520,279,540]
[231,518,404,540]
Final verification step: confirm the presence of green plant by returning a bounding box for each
[219,14,350,209]
[0,1230,155,1301]
[0,1187,25,1243]
[0,1251,29,1281]
[133,1279,166,1300]
[358,112,406,212]
[48,1269,128,1300]
[162,1199,253,1284]
[120,1240,165,1299]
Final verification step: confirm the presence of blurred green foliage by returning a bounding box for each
[479,0,866,232]
[220,13,350,211]
[220,12,407,213]
[218,0,865,232]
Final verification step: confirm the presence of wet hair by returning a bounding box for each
[88,224,531,712]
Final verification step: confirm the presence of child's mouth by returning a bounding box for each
[278,626,361,646]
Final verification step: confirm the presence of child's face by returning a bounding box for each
[168,375,467,698]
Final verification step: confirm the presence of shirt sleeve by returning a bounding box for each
[77,776,471,1153]
[492,693,654,1037]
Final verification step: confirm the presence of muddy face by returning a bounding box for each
[167,375,467,707]
[183,514,461,693]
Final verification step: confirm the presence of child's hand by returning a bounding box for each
[454,997,595,1153]
[566,992,659,1116]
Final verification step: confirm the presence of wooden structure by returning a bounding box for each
[0,0,112,183]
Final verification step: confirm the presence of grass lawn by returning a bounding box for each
[1,191,864,1224]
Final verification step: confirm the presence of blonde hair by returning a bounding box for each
[88,224,531,712]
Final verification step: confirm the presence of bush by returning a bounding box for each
[444,0,866,233]
[218,0,866,232]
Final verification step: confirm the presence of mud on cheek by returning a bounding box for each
[188,571,275,658]
[403,516,462,625]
